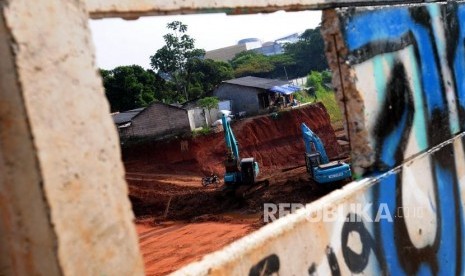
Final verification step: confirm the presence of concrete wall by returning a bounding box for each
[187,107,220,129]
[123,103,190,138]
[0,0,144,275]
[187,108,206,130]
[85,0,442,18]
[322,2,465,177]
[174,132,465,275]
[214,84,261,115]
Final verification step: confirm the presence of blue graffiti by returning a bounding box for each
[342,2,465,275]
[246,3,465,275]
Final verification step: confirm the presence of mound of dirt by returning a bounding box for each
[127,103,348,275]
[123,102,341,177]
[128,170,334,221]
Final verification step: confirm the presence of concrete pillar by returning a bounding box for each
[0,0,143,275]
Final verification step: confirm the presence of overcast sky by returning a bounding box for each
[89,10,322,70]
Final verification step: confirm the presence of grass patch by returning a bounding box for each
[192,125,212,137]
[295,89,344,127]
[316,90,344,127]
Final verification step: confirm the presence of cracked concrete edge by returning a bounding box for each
[1,0,144,275]
[0,2,62,275]
[85,0,444,19]
[321,9,375,177]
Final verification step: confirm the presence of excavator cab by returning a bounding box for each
[305,152,321,173]
[240,157,257,186]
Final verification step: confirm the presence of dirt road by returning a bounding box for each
[136,219,256,276]
[124,103,349,275]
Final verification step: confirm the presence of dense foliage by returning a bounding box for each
[149,21,205,101]
[101,21,328,112]
[283,27,328,76]
[230,26,327,80]
[101,65,171,112]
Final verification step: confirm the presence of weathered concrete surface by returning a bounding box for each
[86,0,441,19]
[173,132,465,275]
[322,1,465,176]
[0,6,61,275]
[0,0,143,275]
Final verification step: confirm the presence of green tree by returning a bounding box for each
[306,71,331,94]
[230,51,274,78]
[186,58,234,98]
[321,70,332,84]
[267,54,296,79]
[284,26,328,77]
[150,21,205,101]
[101,65,161,112]
[198,96,219,125]
[229,51,295,80]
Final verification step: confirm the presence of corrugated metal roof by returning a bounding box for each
[223,76,289,90]
[204,44,247,62]
[112,108,145,124]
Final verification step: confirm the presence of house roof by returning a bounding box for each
[204,44,247,62]
[222,76,290,90]
[112,108,145,124]
[181,99,201,110]
[111,102,187,125]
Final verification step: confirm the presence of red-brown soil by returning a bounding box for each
[136,219,256,276]
[123,102,341,177]
[124,103,348,275]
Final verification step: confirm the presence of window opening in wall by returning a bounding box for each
[89,10,350,275]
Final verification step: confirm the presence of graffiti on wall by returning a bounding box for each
[336,2,465,275]
[174,2,465,275]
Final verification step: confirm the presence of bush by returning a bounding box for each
[315,89,343,126]
[294,90,315,103]
[192,125,212,137]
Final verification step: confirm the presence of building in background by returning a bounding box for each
[213,76,300,115]
[112,102,190,141]
[205,33,301,62]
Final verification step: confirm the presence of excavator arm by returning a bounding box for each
[301,123,352,184]
[222,114,239,160]
[301,123,330,164]
[220,114,265,195]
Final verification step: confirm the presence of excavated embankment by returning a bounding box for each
[126,103,345,275]
[123,102,341,177]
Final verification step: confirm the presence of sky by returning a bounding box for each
[89,10,322,70]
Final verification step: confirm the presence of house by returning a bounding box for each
[213,76,300,115]
[182,99,232,129]
[112,102,190,140]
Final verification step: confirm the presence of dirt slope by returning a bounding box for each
[124,102,346,275]
[123,102,341,177]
